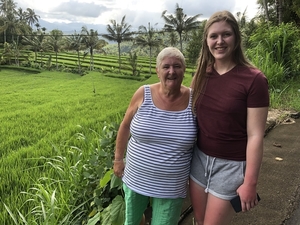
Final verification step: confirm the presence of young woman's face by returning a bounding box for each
[206,20,236,62]
[156,56,185,90]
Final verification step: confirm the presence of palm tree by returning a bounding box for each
[0,14,9,43]
[81,26,100,70]
[168,31,178,47]
[25,8,39,28]
[0,0,17,43]
[22,30,46,66]
[135,22,163,74]
[102,15,132,73]
[34,22,40,31]
[0,0,16,15]
[82,27,108,70]
[3,12,25,43]
[64,32,83,72]
[45,29,63,70]
[41,26,46,33]
[16,7,25,22]
[161,3,201,52]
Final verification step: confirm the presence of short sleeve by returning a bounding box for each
[247,72,269,108]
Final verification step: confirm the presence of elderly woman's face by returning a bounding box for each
[156,56,185,90]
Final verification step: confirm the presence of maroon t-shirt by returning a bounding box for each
[195,65,269,161]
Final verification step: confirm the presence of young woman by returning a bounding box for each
[190,11,269,225]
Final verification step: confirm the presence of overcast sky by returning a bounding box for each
[14,0,260,33]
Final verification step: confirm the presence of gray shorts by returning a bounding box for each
[190,146,246,200]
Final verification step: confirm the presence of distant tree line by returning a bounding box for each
[1,0,300,74]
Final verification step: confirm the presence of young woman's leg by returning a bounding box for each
[190,179,235,225]
[189,178,207,225]
[190,148,245,225]
[204,193,235,225]
[189,146,209,225]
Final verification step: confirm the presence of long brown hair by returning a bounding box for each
[191,10,254,112]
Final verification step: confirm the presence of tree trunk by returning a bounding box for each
[276,0,283,24]
[263,0,270,23]
[118,42,121,73]
[77,50,81,72]
[4,30,6,43]
[90,46,94,71]
[179,32,183,52]
[56,52,58,70]
[149,47,152,75]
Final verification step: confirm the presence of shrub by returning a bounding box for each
[248,23,300,79]
[246,43,286,88]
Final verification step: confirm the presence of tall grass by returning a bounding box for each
[0,70,146,223]
[246,43,286,89]
[269,78,300,111]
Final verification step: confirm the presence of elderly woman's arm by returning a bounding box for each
[113,86,144,177]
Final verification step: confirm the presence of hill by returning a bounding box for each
[39,19,107,35]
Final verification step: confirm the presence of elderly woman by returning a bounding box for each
[113,47,198,225]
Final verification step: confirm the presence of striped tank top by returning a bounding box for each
[122,85,198,198]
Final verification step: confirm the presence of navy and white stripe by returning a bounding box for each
[122,85,198,198]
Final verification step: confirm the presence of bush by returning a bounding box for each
[248,23,300,79]
[246,44,286,89]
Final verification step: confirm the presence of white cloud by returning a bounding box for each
[14,0,259,32]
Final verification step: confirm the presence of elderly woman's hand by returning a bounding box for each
[113,160,125,178]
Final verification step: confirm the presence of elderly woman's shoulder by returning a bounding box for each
[181,85,192,93]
